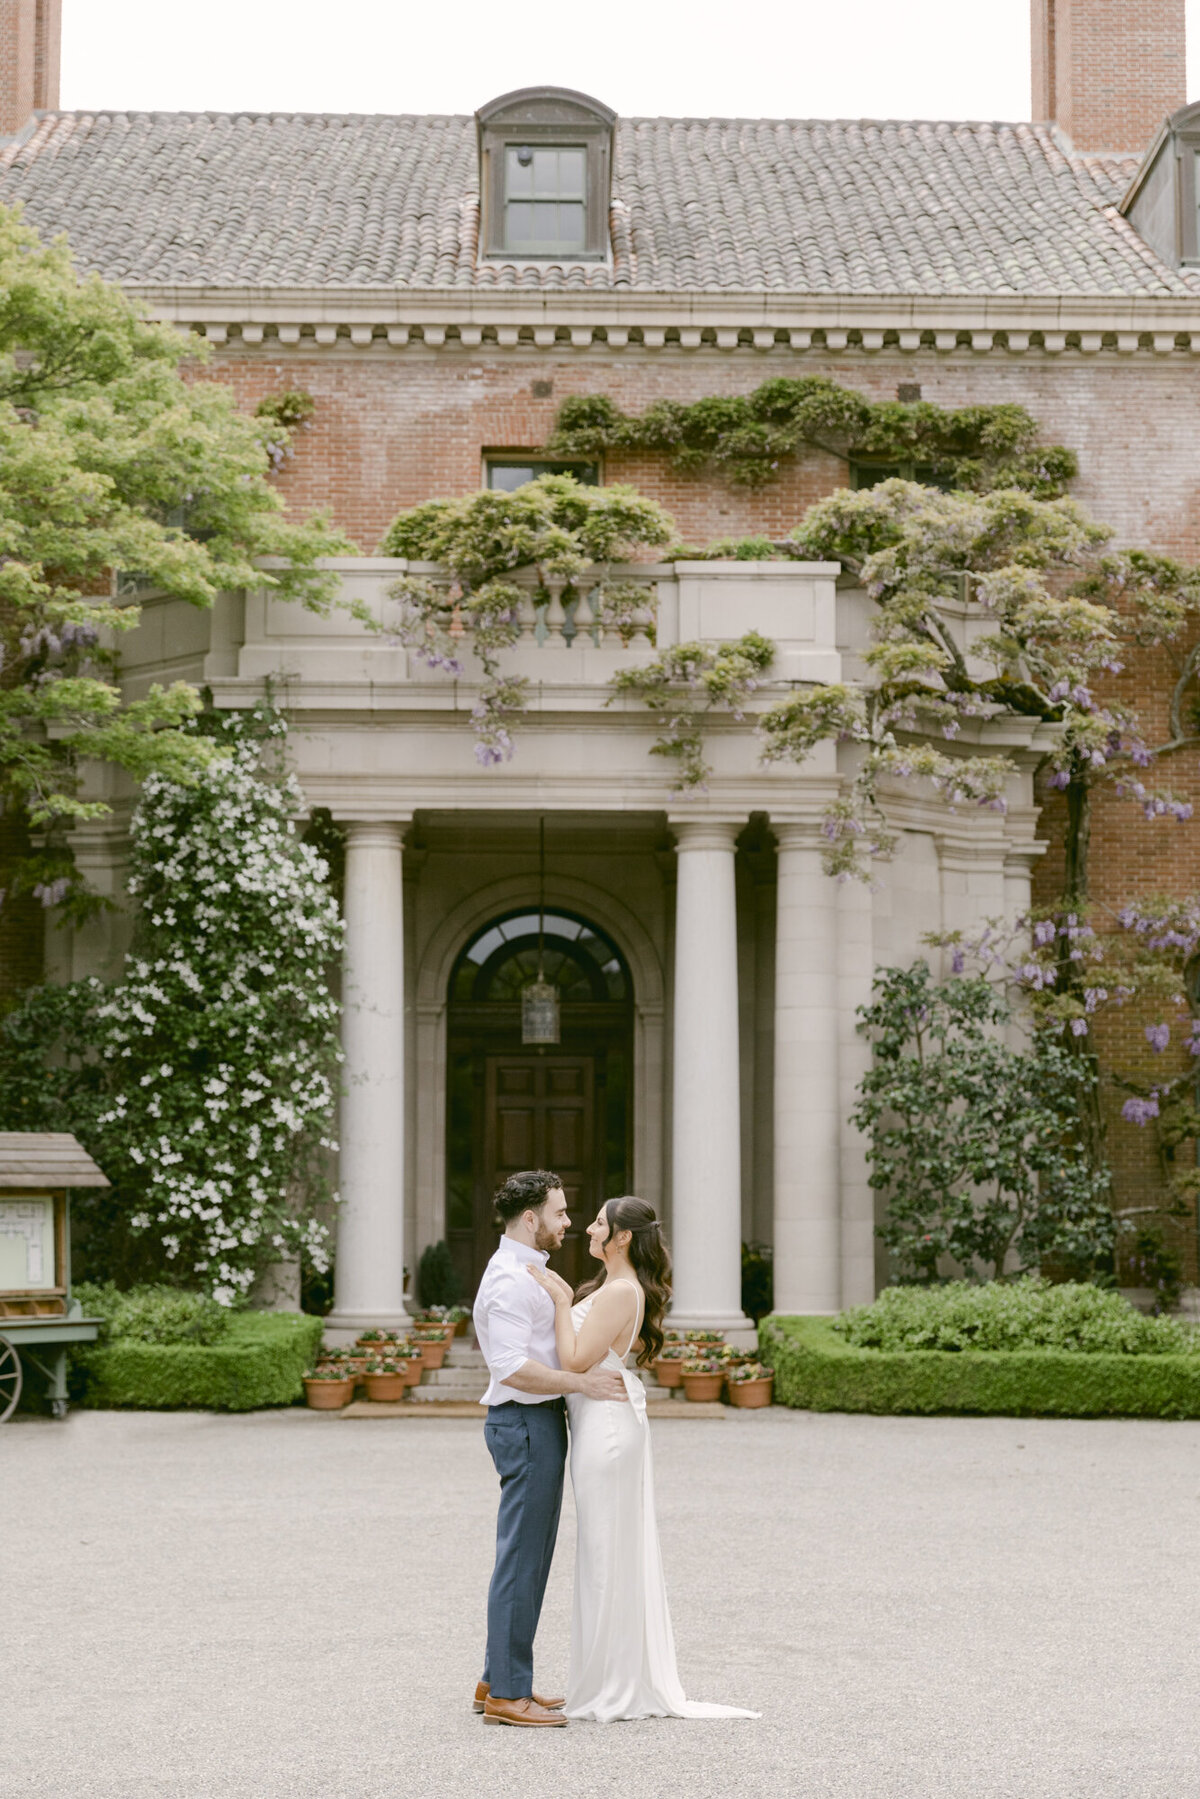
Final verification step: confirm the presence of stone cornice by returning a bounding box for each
[128,284,1200,356]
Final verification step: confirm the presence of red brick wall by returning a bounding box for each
[1031,0,1186,151]
[205,346,1200,557]
[0,0,57,137]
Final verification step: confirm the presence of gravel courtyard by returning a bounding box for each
[4,1405,1199,1799]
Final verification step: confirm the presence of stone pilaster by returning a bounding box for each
[772,824,841,1315]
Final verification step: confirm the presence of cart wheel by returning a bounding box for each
[0,1336,22,1423]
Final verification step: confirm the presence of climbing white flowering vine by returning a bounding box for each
[0,713,344,1303]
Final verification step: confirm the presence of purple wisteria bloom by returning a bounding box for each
[1122,1096,1160,1125]
[1145,1023,1170,1052]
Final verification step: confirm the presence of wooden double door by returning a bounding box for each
[484,1054,597,1291]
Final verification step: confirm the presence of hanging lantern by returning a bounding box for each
[522,817,560,1046]
[522,976,560,1045]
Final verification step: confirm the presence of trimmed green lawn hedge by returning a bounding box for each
[760,1315,1200,1420]
[75,1312,324,1412]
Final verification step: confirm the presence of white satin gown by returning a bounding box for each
[564,1284,761,1723]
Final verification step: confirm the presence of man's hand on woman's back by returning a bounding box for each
[577,1368,630,1402]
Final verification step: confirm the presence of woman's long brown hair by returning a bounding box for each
[574,1196,672,1366]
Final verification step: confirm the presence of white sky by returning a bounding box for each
[59,0,1200,123]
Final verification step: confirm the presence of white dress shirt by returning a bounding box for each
[474,1233,561,1406]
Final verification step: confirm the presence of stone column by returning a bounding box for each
[668,820,751,1334]
[328,820,411,1331]
[772,824,841,1315]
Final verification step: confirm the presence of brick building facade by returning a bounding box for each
[1,1,1198,1314]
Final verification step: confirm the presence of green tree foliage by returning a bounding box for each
[547,377,1078,493]
[851,962,1115,1284]
[379,474,674,763]
[0,207,347,917]
[0,713,343,1302]
[759,481,1200,878]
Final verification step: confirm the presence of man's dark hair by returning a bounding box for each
[494,1169,564,1226]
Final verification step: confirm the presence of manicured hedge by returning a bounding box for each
[75,1312,324,1412]
[759,1315,1200,1420]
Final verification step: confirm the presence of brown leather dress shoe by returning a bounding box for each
[482,1695,568,1727]
[474,1680,564,1712]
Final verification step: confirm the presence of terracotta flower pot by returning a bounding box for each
[364,1370,409,1402]
[727,1376,774,1409]
[681,1370,725,1403]
[453,1316,470,1337]
[401,1356,424,1387]
[415,1338,448,1370]
[303,1376,355,1410]
[653,1357,684,1389]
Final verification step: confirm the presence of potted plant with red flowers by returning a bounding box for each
[680,1356,726,1402]
[363,1357,410,1402]
[303,1366,356,1410]
[726,1362,774,1408]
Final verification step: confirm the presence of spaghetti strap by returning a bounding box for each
[611,1278,643,1361]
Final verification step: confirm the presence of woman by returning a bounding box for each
[527,1196,759,1724]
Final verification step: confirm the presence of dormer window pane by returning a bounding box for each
[504,145,587,254]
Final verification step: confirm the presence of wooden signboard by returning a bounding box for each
[0,1133,110,1319]
[0,1192,68,1316]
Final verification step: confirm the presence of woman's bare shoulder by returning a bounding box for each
[592,1278,641,1311]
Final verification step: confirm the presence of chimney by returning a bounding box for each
[1031,0,1186,152]
[0,0,60,138]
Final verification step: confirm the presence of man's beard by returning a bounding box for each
[534,1216,562,1253]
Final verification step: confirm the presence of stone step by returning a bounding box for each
[340,1398,730,1420]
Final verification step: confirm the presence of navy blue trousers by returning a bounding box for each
[482,1398,567,1699]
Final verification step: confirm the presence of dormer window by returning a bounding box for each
[477,86,614,262]
[1122,100,1200,269]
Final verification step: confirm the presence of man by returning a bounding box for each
[473,1168,629,1728]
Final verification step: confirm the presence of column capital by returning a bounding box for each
[771,818,828,854]
[669,817,742,853]
[339,818,410,851]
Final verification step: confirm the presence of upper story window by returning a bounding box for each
[504,145,587,254]
[850,460,951,492]
[477,86,615,263]
[486,456,598,492]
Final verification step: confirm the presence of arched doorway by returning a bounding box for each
[445,909,634,1297]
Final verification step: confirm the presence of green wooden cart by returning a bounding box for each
[0,1132,108,1421]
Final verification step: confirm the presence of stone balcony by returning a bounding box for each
[119,556,844,707]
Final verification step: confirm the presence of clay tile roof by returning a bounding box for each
[0,108,1192,299]
[0,1133,110,1188]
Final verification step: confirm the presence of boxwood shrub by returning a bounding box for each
[74,1311,324,1412]
[759,1315,1200,1420]
[835,1277,1199,1356]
